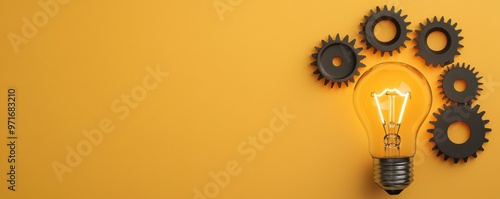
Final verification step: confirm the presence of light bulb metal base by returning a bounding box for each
[373,157,413,195]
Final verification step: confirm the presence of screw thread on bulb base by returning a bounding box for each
[373,157,413,195]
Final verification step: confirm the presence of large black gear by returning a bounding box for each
[428,104,491,163]
[414,17,463,67]
[360,5,411,56]
[311,34,365,88]
[439,63,483,105]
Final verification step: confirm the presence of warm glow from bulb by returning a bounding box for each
[353,62,432,158]
[372,88,410,125]
[353,62,432,193]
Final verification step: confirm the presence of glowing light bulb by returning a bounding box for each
[353,62,432,195]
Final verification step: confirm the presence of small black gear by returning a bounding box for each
[360,5,411,56]
[439,63,483,105]
[428,104,491,163]
[414,17,463,67]
[311,34,365,88]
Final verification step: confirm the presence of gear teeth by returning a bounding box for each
[415,18,462,67]
[479,111,485,117]
[317,74,323,81]
[342,35,349,43]
[355,47,362,53]
[428,104,491,163]
[310,34,365,89]
[366,43,372,49]
[474,105,482,112]
[328,35,333,42]
[444,105,450,110]
[360,5,410,56]
[439,107,446,114]
[439,63,481,104]
[349,40,356,46]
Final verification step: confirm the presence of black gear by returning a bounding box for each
[439,63,483,105]
[360,5,411,56]
[428,104,491,163]
[311,34,365,88]
[414,16,463,67]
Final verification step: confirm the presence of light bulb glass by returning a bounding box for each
[353,62,432,195]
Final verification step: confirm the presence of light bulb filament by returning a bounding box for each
[371,88,410,126]
[372,88,411,156]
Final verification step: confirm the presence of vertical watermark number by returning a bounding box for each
[6,88,17,191]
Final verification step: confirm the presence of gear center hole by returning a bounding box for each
[454,78,467,92]
[448,121,470,144]
[332,56,343,67]
[374,20,396,43]
[427,31,448,52]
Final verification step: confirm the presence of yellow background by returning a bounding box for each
[1,0,499,198]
